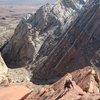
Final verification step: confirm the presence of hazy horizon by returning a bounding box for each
[0,0,56,5]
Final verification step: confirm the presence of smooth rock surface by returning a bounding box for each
[72,66,100,93]
[0,85,31,100]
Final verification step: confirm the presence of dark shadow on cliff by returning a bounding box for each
[31,42,100,85]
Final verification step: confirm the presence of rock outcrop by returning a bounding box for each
[0,67,99,100]
[71,66,100,93]
[0,85,31,100]
[24,70,100,100]
[1,0,99,84]
[0,26,14,51]
[2,0,89,67]
[0,53,8,75]
[0,53,8,84]
[0,1,100,99]
[24,74,86,100]
[31,1,100,81]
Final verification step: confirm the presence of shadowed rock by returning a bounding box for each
[31,2,100,82]
[2,0,88,67]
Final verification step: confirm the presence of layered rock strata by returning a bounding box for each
[2,0,89,67]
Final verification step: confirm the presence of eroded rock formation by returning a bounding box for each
[0,53,8,84]
[71,66,100,93]
[0,0,100,99]
[2,0,89,67]
[1,0,99,84]
[24,68,100,100]
[0,67,99,100]
[31,1,100,81]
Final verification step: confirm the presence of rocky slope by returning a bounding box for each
[0,53,8,84]
[2,0,90,67]
[0,0,100,100]
[0,67,99,100]
[31,1,100,82]
[23,67,100,100]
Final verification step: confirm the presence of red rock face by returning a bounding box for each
[24,70,100,100]
[24,74,85,100]
[0,67,99,100]
[72,66,100,93]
